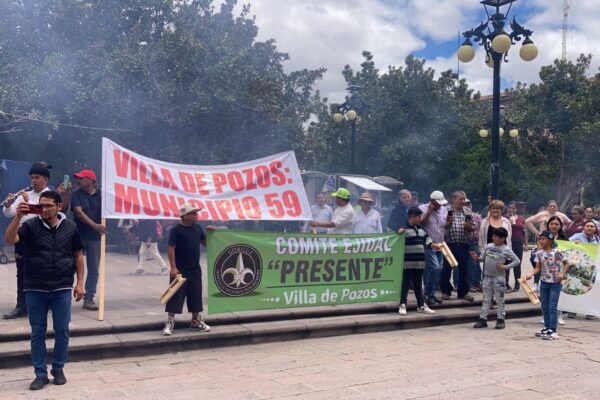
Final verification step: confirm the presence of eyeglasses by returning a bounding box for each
[39,204,57,209]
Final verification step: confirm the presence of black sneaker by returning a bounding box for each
[535,328,549,337]
[495,319,505,329]
[29,376,49,390]
[51,369,67,385]
[82,298,99,311]
[473,318,488,328]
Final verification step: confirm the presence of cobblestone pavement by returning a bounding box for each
[1,315,598,400]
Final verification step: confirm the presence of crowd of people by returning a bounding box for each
[306,187,599,338]
[2,162,598,390]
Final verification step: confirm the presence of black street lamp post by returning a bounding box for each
[333,84,368,173]
[458,0,538,199]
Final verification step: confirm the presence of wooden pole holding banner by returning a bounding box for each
[98,218,107,321]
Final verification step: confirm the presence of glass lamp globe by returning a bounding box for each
[479,129,489,138]
[520,42,538,61]
[346,110,357,120]
[509,129,519,138]
[458,44,476,63]
[332,113,344,123]
[492,33,511,54]
[499,127,505,137]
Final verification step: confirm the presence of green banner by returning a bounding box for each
[207,231,404,314]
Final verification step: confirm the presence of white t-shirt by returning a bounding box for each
[328,202,354,234]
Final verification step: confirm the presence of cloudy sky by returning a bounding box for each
[225,0,600,103]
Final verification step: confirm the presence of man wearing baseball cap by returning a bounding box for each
[71,169,104,311]
[162,203,210,335]
[310,188,354,234]
[419,190,449,307]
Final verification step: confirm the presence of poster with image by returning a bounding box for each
[556,240,599,316]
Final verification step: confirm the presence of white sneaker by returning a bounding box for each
[417,305,436,314]
[558,315,565,325]
[398,304,407,315]
[539,319,545,324]
[532,283,539,292]
[135,268,146,275]
[162,316,174,336]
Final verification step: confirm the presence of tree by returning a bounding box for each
[0,0,325,178]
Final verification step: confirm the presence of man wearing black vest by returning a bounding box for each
[4,191,84,391]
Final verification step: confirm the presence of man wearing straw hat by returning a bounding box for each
[162,203,213,336]
[353,192,383,234]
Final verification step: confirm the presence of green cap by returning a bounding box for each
[331,188,351,200]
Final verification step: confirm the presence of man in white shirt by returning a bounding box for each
[353,192,383,234]
[302,193,333,233]
[309,188,354,234]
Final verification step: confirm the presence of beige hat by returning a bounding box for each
[178,203,201,217]
[359,192,374,202]
[430,190,448,205]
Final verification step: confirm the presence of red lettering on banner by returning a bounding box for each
[130,156,139,181]
[215,200,232,220]
[158,193,185,217]
[231,198,246,219]
[269,161,286,186]
[147,164,162,187]
[140,189,161,216]
[139,161,151,184]
[242,196,261,219]
[227,171,245,192]
[179,172,196,193]
[194,173,210,196]
[256,165,270,188]
[195,202,210,220]
[242,168,257,190]
[212,173,227,194]
[160,168,178,190]
[114,149,130,178]
[205,200,220,220]
[115,183,141,214]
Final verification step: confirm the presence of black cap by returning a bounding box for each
[29,162,52,178]
[539,230,555,241]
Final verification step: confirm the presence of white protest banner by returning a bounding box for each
[101,138,311,221]
[556,240,600,317]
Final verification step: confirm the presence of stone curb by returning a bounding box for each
[0,300,540,369]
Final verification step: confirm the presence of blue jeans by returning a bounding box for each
[26,290,72,377]
[424,247,444,300]
[83,240,101,299]
[468,241,481,288]
[540,281,562,331]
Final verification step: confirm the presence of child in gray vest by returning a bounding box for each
[470,227,520,329]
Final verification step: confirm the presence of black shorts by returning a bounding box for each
[164,270,203,314]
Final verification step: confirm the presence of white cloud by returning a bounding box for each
[219,0,600,99]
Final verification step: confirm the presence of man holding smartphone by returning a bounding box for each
[2,162,52,319]
[4,191,84,390]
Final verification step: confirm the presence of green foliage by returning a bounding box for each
[0,0,324,178]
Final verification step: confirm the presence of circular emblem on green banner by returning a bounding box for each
[214,244,263,296]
